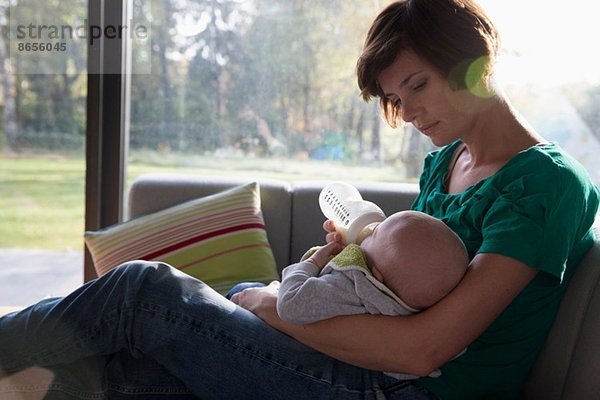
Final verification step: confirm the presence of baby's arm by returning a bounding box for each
[277,242,367,324]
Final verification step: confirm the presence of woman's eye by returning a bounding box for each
[414,80,427,91]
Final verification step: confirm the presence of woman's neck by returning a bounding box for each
[459,95,546,167]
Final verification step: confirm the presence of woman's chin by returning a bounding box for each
[428,135,454,148]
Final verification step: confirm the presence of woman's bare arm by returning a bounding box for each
[232,252,538,377]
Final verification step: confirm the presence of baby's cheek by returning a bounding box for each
[371,266,385,283]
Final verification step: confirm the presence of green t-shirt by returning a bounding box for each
[413,141,599,400]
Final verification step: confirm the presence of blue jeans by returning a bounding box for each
[0,261,438,399]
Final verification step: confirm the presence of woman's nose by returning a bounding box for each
[401,101,418,123]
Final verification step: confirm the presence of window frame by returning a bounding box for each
[84,0,131,281]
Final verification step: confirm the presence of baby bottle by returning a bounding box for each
[319,182,386,245]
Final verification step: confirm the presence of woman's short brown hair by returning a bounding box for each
[356,0,499,126]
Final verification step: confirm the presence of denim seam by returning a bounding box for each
[0,383,108,400]
[107,383,193,395]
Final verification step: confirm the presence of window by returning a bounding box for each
[126,0,418,189]
[479,0,600,184]
[0,0,87,305]
[125,0,600,190]
[1,1,598,291]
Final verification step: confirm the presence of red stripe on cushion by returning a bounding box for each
[97,209,260,267]
[179,243,273,270]
[140,223,266,260]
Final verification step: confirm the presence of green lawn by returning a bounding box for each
[0,155,86,250]
[3,152,597,251]
[1,152,409,251]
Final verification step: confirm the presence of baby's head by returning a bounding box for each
[360,210,468,310]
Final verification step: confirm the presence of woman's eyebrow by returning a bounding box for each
[384,70,423,97]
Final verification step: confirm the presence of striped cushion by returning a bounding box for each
[85,182,278,294]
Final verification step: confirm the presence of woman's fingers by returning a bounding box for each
[323,219,336,232]
[325,231,342,244]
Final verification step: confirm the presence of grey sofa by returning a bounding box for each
[129,173,600,400]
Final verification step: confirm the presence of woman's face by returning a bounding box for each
[377,50,479,146]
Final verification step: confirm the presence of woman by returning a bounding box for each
[1,1,598,399]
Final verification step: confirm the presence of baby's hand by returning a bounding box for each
[306,241,343,269]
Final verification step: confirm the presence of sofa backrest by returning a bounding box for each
[520,233,600,399]
[128,173,600,399]
[127,174,420,272]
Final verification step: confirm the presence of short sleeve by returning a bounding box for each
[412,141,462,213]
[418,152,434,189]
[479,170,588,282]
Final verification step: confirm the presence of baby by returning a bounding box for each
[277,210,469,321]
[276,210,469,379]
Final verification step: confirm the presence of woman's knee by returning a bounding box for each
[98,261,204,312]
[111,260,173,276]
[105,261,179,292]
[102,261,219,310]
